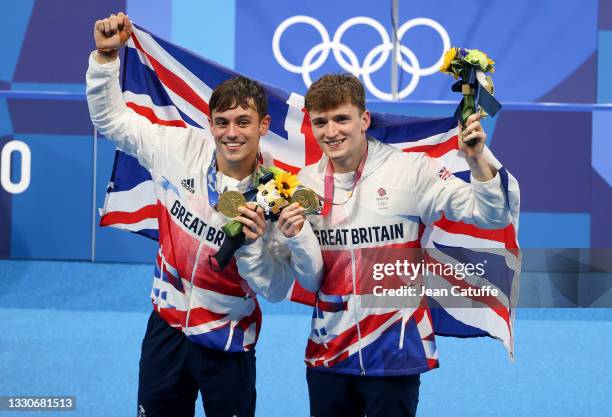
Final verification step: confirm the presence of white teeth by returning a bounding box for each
[326,140,344,146]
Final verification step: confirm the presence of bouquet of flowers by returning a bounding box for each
[210,166,320,270]
[439,47,502,142]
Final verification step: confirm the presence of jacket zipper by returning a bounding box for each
[184,235,207,329]
[157,253,164,313]
[224,321,235,351]
[349,242,366,376]
[399,309,408,349]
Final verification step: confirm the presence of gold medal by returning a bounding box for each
[218,191,246,218]
[291,188,320,215]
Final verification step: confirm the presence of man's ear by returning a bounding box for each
[361,110,371,132]
[259,114,271,136]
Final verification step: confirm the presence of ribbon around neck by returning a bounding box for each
[321,145,369,216]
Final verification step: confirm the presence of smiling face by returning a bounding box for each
[305,73,371,173]
[210,101,270,179]
[309,102,370,173]
[208,76,269,180]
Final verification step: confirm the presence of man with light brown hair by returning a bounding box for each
[297,73,519,417]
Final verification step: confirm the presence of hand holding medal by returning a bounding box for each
[217,191,247,218]
[210,166,321,270]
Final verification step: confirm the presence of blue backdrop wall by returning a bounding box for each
[0,0,610,262]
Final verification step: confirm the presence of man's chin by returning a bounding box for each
[222,154,244,164]
[219,151,256,165]
[324,149,347,161]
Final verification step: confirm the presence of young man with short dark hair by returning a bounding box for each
[86,12,322,417]
[298,73,519,417]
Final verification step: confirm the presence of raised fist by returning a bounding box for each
[93,12,132,52]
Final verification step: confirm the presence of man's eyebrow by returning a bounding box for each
[311,117,327,123]
[213,116,228,123]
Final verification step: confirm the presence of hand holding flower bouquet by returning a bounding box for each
[439,48,502,146]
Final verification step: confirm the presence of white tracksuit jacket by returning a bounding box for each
[298,137,519,376]
[86,53,323,352]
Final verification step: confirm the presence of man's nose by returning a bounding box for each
[325,122,338,138]
[226,122,239,139]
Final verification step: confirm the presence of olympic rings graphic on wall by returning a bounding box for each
[272,16,451,100]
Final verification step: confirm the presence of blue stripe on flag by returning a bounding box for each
[429,298,489,338]
[354,320,429,374]
[498,166,511,209]
[137,229,159,240]
[187,323,231,347]
[453,170,471,183]
[262,84,293,140]
[432,242,514,298]
[133,26,293,140]
[124,48,174,107]
[139,25,240,92]
[108,151,152,192]
[123,48,203,129]
[369,115,456,144]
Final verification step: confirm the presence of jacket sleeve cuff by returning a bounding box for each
[470,171,511,227]
[88,51,121,73]
[234,233,265,258]
[470,171,504,197]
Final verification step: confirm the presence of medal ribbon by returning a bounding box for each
[321,145,368,216]
[207,150,263,208]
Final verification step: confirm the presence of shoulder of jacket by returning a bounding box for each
[297,163,321,185]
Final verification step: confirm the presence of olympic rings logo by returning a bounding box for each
[272,16,451,100]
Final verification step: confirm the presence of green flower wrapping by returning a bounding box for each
[222,220,244,238]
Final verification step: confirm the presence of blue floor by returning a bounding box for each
[1,260,611,416]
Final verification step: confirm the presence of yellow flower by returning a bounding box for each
[274,172,299,198]
[487,57,495,73]
[439,47,457,73]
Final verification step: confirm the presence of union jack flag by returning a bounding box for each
[99,26,520,357]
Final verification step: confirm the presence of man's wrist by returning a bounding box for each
[466,155,496,182]
[94,49,119,64]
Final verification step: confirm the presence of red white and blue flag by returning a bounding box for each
[99,26,520,357]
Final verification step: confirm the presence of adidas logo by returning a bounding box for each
[181,178,195,193]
